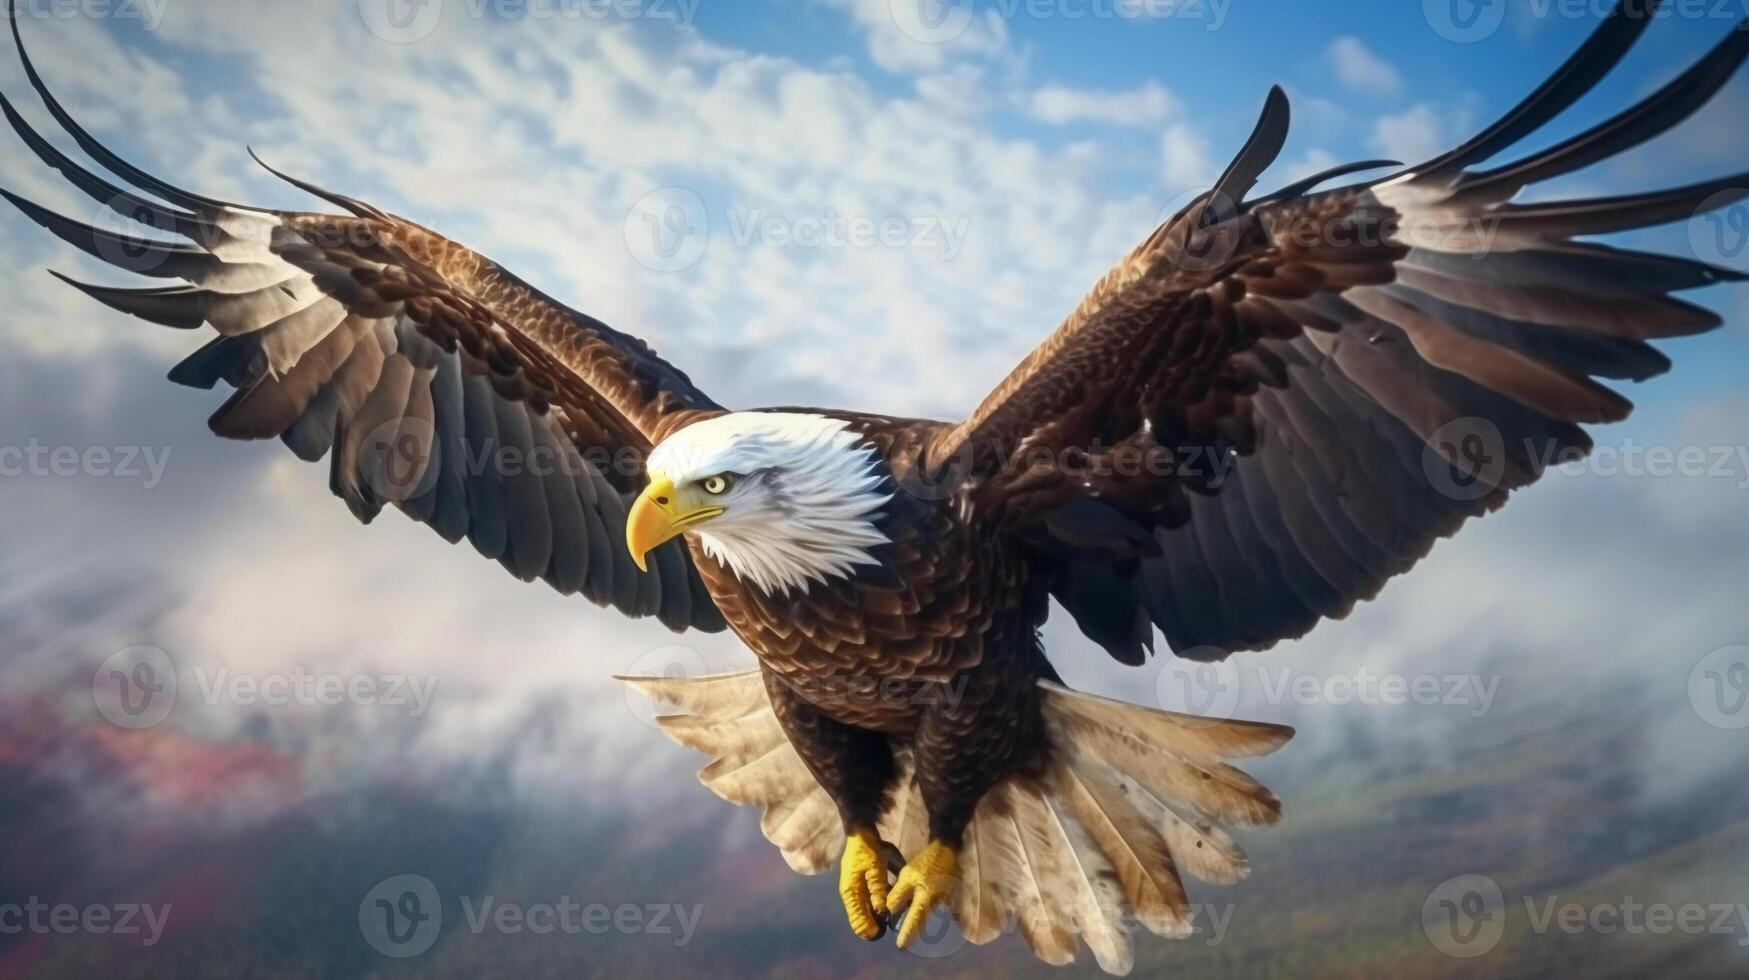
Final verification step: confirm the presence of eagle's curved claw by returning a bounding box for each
[838,827,890,941]
[885,839,959,950]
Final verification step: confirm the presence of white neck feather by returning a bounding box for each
[649,413,893,596]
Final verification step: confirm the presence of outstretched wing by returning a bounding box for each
[938,1,1746,663]
[0,11,724,632]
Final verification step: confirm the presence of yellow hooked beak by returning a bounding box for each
[625,474,726,572]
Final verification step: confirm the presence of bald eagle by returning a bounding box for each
[5,1,1746,971]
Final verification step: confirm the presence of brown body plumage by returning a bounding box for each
[690,412,1055,844]
[5,1,1746,972]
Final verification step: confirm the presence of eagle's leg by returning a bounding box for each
[889,657,1048,949]
[886,838,959,949]
[839,827,890,941]
[761,669,899,941]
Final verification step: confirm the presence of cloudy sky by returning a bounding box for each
[1,0,1747,974]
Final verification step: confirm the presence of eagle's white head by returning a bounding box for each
[626,412,893,595]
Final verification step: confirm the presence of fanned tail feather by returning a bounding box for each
[624,671,1291,975]
[942,683,1290,973]
[619,670,844,874]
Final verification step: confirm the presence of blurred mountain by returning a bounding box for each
[2,569,1746,980]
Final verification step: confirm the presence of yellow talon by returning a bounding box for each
[838,827,890,941]
[885,839,959,950]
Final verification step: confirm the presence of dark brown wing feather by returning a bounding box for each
[0,11,724,632]
[937,0,1747,661]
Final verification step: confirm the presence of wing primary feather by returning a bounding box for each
[654,539,694,631]
[426,353,472,543]
[1492,171,1749,237]
[1456,22,1749,198]
[460,369,511,561]
[1402,243,1746,296]
[167,335,266,390]
[8,2,264,216]
[494,399,553,581]
[246,147,386,220]
[47,272,210,329]
[1250,159,1401,207]
[0,92,208,239]
[1412,0,1662,177]
[1202,85,1290,222]
[0,189,210,278]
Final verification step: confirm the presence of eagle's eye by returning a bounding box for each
[701,475,731,495]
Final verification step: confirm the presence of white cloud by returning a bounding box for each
[1274,148,1340,187]
[1326,36,1402,95]
[1370,103,1447,164]
[825,0,1010,74]
[1026,81,1178,127]
[1159,122,1216,195]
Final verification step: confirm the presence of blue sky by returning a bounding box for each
[6,0,1744,419]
